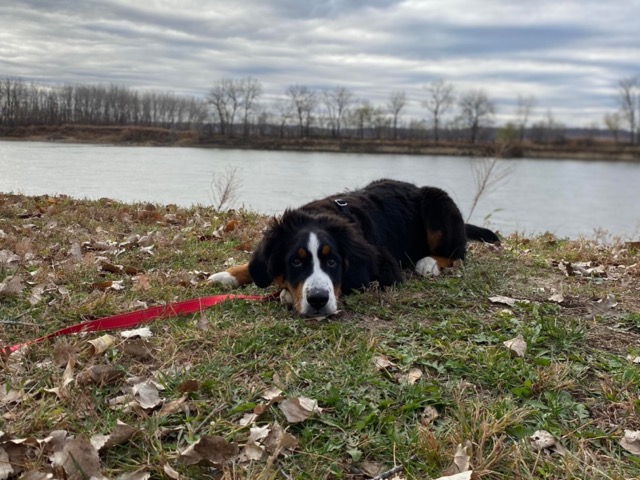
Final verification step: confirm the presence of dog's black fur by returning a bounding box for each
[210,179,499,316]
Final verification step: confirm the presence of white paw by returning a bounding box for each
[207,271,239,287]
[416,257,441,277]
[280,289,294,305]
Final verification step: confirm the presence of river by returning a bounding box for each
[1,141,638,239]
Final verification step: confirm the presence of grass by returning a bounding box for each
[1,193,640,479]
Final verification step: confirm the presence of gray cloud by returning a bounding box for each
[1,0,638,125]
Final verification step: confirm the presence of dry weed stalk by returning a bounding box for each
[210,166,242,211]
[467,145,514,223]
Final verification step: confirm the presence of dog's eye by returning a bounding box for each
[291,258,303,267]
[326,258,337,268]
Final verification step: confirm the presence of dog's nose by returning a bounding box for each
[307,289,330,310]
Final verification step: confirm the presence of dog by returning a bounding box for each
[209,179,499,317]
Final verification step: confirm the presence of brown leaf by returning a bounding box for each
[131,380,163,410]
[132,274,151,292]
[359,460,385,477]
[399,368,423,385]
[0,275,24,297]
[279,397,322,423]
[177,379,199,394]
[52,436,102,480]
[157,395,188,417]
[529,430,567,456]
[90,421,139,451]
[420,406,439,426]
[620,430,640,455]
[441,441,472,476]
[503,335,527,357]
[223,220,238,232]
[234,240,253,251]
[76,365,124,386]
[263,422,299,455]
[373,355,396,370]
[87,334,116,356]
[178,435,239,467]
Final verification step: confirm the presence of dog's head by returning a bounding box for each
[248,209,375,317]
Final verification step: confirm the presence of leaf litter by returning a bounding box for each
[3,194,640,478]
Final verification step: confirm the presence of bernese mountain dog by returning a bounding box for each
[209,179,499,317]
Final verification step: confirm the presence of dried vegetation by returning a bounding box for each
[1,193,640,479]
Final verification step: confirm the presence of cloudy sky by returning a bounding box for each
[1,0,638,127]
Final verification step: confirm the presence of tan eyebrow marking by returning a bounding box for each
[298,248,307,258]
[321,245,330,256]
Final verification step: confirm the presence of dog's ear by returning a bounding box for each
[248,214,292,288]
[249,209,317,288]
[321,216,379,292]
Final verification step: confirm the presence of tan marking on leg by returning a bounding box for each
[427,229,443,252]
[283,281,304,314]
[430,255,455,270]
[226,264,253,286]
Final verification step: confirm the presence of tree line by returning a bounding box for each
[1,75,638,145]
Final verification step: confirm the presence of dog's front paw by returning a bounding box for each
[415,257,441,277]
[279,289,294,305]
[207,271,239,287]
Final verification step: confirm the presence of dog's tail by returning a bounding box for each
[465,224,500,244]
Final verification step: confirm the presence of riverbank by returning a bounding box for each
[2,124,639,162]
[1,193,640,478]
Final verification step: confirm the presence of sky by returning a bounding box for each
[1,0,639,128]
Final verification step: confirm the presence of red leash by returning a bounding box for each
[1,292,276,355]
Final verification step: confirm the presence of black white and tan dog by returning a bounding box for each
[209,179,499,317]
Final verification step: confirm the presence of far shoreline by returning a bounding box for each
[2,124,639,163]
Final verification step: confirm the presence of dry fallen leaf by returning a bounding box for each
[178,435,239,467]
[120,327,153,339]
[420,406,439,426]
[90,421,139,451]
[263,422,298,455]
[51,436,102,480]
[131,380,163,410]
[489,295,529,307]
[157,395,188,417]
[373,355,397,370]
[359,460,386,477]
[261,386,283,401]
[0,275,24,297]
[76,365,124,386]
[529,430,567,456]
[503,335,527,357]
[434,472,476,480]
[620,430,640,455]
[87,334,116,356]
[279,397,322,423]
[399,368,423,385]
[441,441,472,476]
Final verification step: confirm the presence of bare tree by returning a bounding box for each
[208,78,241,135]
[603,111,622,144]
[515,94,536,142]
[273,98,294,137]
[323,86,353,138]
[286,84,317,137]
[239,77,262,136]
[618,76,639,144]
[387,90,406,139]
[458,89,496,143]
[349,101,376,138]
[422,79,455,143]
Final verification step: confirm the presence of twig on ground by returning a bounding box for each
[371,454,419,480]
